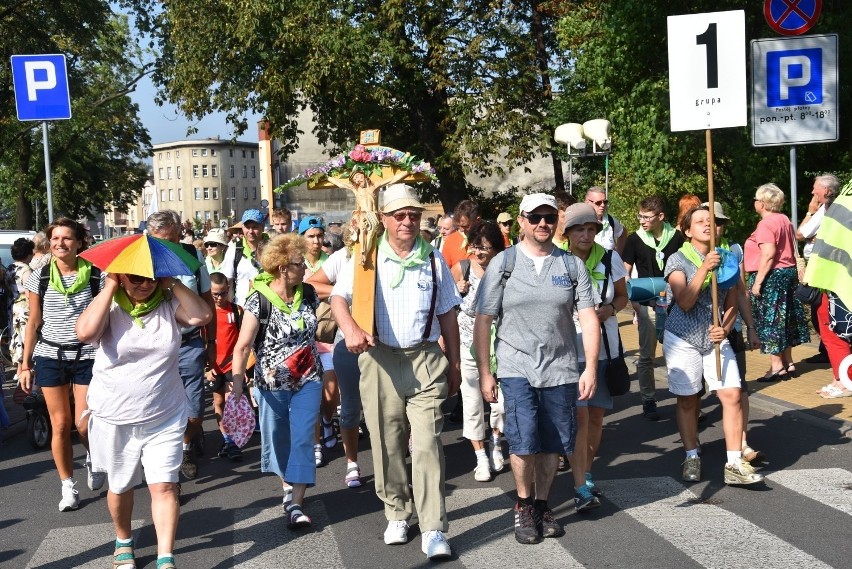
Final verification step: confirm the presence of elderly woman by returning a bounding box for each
[451,221,507,483]
[664,206,763,486]
[231,234,322,530]
[76,271,211,569]
[203,229,229,274]
[746,184,809,381]
[564,204,629,508]
[18,218,103,512]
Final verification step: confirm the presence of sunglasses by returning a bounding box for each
[498,221,512,226]
[587,199,608,206]
[126,274,156,285]
[386,210,422,222]
[204,242,221,248]
[521,212,558,225]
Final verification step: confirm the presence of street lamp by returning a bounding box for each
[554,119,613,196]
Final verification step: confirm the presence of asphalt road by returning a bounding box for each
[1,389,850,569]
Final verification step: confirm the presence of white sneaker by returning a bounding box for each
[86,453,106,491]
[474,461,492,482]
[58,480,79,512]
[421,530,451,559]
[383,520,409,545]
[489,438,505,472]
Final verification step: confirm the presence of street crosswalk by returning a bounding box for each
[19,468,850,568]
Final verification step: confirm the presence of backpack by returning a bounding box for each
[38,263,102,314]
[253,283,318,354]
[179,243,203,294]
[498,245,580,297]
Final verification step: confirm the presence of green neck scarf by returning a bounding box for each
[49,258,92,305]
[584,243,607,290]
[554,239,569,251]
[637,222,676,270]
[679,243,712,290]
[379,234,433,288]
[718,237,730,251]
[252,273,305,329]
[305,251,328,274]
[114,286,165,328]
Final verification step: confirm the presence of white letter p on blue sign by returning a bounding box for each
[10,54,72,121]
[24,60,57,101]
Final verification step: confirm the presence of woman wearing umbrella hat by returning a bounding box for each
[76,264,211,569]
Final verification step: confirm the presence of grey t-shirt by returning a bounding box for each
[663,250,730,352]
[476,245,596,388]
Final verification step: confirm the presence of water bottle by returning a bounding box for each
[655,290,668,342]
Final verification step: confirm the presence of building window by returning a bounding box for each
[229,149,233,157]
[243,188,248,199]
[211,164,218,177]
[242,165,247,178]
[252,187,257,200]
[251,150,255,159]
[251,165,256,178]
[205,211,211,221]
[166,151,170,159]
[201,148,208,157]
[158,168,163,180]
[229,164,235,178]
[212,187,219,199]
[195,211,201,220]
[203,187,210,199]
[175,150,180,159]
[158,153,163,160]
[160,190,166,202]
[192,149,198,157]
[167,166,172,179]
[231,187,236,199]
[176,166,181,179]
[242,150,246,158]
[194,187,201,200]
[192,165,199,177]
[214,210,220,222]
[211,149,216,156]
[169,189,174,201]
[178,188,183,201]
[202,165,208,177]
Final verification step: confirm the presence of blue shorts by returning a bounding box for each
[576,360,614,410]
[33,356,94,388]
[332,340,362,430]
[500,378,577,456]
[178,336,206,419]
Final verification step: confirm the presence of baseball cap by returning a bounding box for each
[241,209,265,225]
[382,184,423,213]
[563,203,603,233]
[203,228,229,246]
[298,215,325,235]
[701,201,730,220]
[496,212,512,223]
[519,193,557,213]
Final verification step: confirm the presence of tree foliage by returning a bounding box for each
[0,1,151,229]
[552,0,852,242]
[124,0,574,211]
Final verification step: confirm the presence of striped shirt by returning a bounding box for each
[25,269,105,360]
[331,246,462,348]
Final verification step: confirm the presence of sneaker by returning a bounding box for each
[584,472,602,497]
[58,480,79,512]
[345,463,362,488]
[421,530,452,559]
[321,419,338,449]
[217,442,229,458]
[489,437,505,472]
[535,503,565,537]
[86,453,106,491]
[574,486,601,512]
[226,443,243,462]
[642,399,660,421]
[180,449,198,480]
[682,456,701,482]
[724,460,765,485]
[286,504,312,529]
[513,503,541,544]
[314,444,325,467]
[474,461,492,482]
[384,520,409,545]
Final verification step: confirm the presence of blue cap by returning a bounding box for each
[241,209,265,225]
[298,216,325,235]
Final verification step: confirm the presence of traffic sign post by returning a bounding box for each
[10,54,73,224]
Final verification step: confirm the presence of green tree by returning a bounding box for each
[553,0,851,242]
[0,2,151,229]
[124,0,574,211]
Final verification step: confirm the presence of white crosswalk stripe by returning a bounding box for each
[24,520,144,569]
[766,468,852,517]
[446,487,585,568]
[604,476,834,569]
[232,500,343,568]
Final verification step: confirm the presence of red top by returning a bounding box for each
[744,212,797,273]
[213,303,241,374]
[441,231,468,269]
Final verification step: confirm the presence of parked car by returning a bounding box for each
[0,230,37,268]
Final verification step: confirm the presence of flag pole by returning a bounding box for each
[705,129,721,379]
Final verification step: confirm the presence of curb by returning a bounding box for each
[747,391,852,439]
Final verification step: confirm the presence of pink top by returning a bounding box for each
[744,212,797,272]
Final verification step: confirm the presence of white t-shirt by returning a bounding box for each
[799,205,825,259]
[595,214,625,251]
[573,251,628,362]
[221,241,261,306]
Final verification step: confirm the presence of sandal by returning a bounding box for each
[756,369,787,383]
[345,463,362,488]
[113,540,135,568]
[321,419,338,449]
[819,384,852,399]
[156,557,176,569]
[786,363,798,378]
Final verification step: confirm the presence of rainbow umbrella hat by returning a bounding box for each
[79,234,201,278]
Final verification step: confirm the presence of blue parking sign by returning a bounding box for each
[766,48,822,106]
[10,54,72,121]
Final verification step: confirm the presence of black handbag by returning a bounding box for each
[794,284,821,305]
[601,325,631,396]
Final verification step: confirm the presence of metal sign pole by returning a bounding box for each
[789,145,798,228]
[42,121,54,223]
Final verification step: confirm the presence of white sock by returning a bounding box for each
[61,477,75,488]
[475,448,488,463]
[182,442,191,451]
[116,537,133,545]
[347,461,359,468]
[726,450,742,465]
[685,449,699,459]
[157,553,173,561]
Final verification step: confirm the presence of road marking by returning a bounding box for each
[25,520,143,569]
[232,500,342,568]
[446,487,585,568]
[766,468,852,516]
[604,476,833,569]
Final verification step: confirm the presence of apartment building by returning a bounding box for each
[152,138,261,226]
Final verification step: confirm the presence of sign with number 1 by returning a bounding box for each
[668,10,747,132]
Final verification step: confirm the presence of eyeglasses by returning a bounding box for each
[753,197,761,202]
[386,210,422,222]
[470,244,494,252]
[204,242,221,248]
[285,260,307,270]
[521,212,558,225]
[587,199,608,206]
[126,274,156,285]
[637,213,660,222]
[210,291,227,298]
